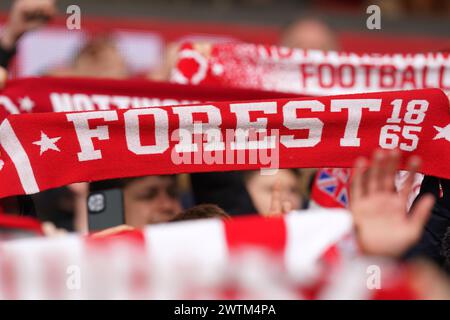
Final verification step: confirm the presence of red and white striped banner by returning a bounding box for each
[0,210,417,299]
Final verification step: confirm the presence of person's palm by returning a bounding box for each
[351,151,434,257]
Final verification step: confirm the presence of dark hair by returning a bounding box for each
[171,204,230,222]
[90,176,177,192]
[442,226,450,274]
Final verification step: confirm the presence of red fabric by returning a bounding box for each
[371,265,419,300]
[224,215,286,254]
[0,77,299,121]
[0,214,43,235]
[172,43,450,96]
[86,229,146,251]
[0,88,448,198]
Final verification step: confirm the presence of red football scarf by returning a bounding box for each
[0,210,418,299]
[0,88,448,198]
[0,77,298,121]
[171,43,450,95]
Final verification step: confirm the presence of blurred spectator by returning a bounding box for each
[244,169,302,216]
[91,176,183,228]
[49,35,129,79]
[280,18,339,51]
[0,0,56,69]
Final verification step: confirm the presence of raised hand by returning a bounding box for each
[351,150,435,257]
[265,179,293,217]
[1,0,57,49]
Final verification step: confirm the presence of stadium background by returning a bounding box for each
[0,0,449,79]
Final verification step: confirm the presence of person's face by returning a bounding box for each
[75,41,128,79]
[123,176,182,227]
[245,170,302,214]
[281,20,338,51]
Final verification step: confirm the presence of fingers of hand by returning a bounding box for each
[268,179,282,216]
[282,200,293,214]
[91,225,135,238]
[384,150,400,192]
[351,157,368,200]
[368,149,385,194]
[409,194,435,234]
[400,156,421,201]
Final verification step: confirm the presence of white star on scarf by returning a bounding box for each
[433,124,450,142]
[19,96,35,112]
[32,131,61,155]
[212,63,224,75]
[0,159,4,171]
